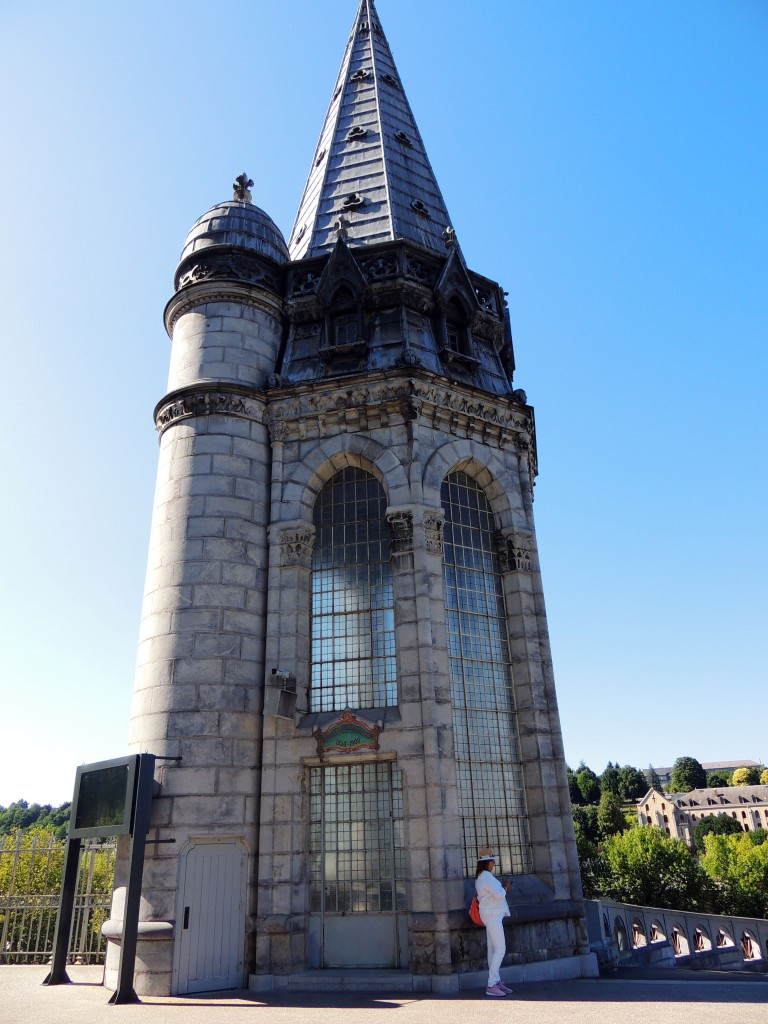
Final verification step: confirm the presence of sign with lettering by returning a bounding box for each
[313,710,382,756]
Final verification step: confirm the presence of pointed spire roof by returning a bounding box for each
[289,0,454,260]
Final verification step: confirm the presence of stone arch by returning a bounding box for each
[422,439,524,531]
[717,927,734,948]
[741,930,761,961]
[613,915,629,952]
[649,919,666,943]
[282,434,410,520]
[631,918,647,948]
[693,926,712,952]
[670,924,690,957]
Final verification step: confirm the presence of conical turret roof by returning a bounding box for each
[289,0,454,260]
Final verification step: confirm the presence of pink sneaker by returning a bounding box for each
[485,984,507,997]
[498,982,514,994]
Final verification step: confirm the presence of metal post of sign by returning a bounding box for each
[41,837,82,986]
[108,753,156,1005]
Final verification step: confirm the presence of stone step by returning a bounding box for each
[249,969,425,994]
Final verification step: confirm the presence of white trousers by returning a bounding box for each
[484,916,506,986]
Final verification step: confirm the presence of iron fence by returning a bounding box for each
[0,833,115,965]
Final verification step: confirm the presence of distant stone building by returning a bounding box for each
[638,786,768,844]
[650,760,761,788]
[105,0,594,996]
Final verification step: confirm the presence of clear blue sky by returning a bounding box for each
[0,0,766,807]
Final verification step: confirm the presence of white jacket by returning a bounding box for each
[475,870,510,923]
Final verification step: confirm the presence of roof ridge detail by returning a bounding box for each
[288,0,454,260]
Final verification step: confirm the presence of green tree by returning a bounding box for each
[0,801,71,839]
[573,821,607,899]
[576,763,601,805]
[566,767,583,806]
[669,756,707,793]
[572,804,600,845]
[731,766,761,786]
[700,832,768,918]
[693,814,744,850]
[706,771,731,787]
[597,791,627,839]
[600,762,621,797]
[618,765,649,802]
[602,826,712,910]
[761,769,768,785]
[646,765,663,792]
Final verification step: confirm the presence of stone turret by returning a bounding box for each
[104,181,287,996]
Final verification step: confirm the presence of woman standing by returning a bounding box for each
[475,853,512,997]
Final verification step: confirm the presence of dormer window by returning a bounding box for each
[320,286,367,368]
[436,297,480,373]
[335,313,357,346]
[445,299,464,352]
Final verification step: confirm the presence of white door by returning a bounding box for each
[175,840,247,994]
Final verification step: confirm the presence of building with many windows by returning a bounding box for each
[638,786,768,845]
[105,0,593,996]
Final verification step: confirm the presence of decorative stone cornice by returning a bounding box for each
[154,384,264,435]
[266,374,535,462]
[277,525,316,568]
[423,510,445,554]
[164,279,284,336]
[175,250,279,293]
[385,508,414,555]
[495,529,535,573]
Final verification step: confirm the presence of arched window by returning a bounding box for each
[441,471,531,876]
[310,467,396,712]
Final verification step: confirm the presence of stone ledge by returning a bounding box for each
[102,919,174,943]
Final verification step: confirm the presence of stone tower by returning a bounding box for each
[105,0,594,996]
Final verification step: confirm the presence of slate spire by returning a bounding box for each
[289,0,454,260]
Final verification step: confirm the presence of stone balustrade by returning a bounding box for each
[586,898,768,972]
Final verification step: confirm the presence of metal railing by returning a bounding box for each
[0,833,115,965]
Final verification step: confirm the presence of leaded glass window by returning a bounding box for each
[309,762,406,915]
[310,468,397,712]
[442,471,532,876]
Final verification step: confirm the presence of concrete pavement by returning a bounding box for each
[1,965,766,1024]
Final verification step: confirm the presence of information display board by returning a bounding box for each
[69,754,140,839]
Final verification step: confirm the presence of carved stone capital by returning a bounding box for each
[424,510,445,554]
[267,417,287,444]
[277,525,316,568]
[494,529,535,573]
[386,508,414,555]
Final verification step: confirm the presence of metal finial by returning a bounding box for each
[233,173,254,202]
[443,226,457,249]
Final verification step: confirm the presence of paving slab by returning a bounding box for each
[1,965,766,1024]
